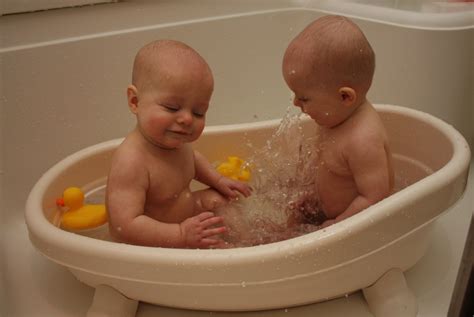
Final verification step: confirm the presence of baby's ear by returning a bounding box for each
[127,85,139,114]
[339,87,357,107]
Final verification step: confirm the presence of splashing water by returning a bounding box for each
[217,107,323,247]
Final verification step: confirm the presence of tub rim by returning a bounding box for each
[25,104,471,266]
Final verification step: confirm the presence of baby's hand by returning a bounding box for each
[180,212,227,248]
[215,176,252,199]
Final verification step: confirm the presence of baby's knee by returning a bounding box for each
[195,190,228,212]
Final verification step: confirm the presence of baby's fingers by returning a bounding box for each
[200,215,224,228]
[202,226,227,237]
[195,211,216,221]
[200,237,222,247]
[239,184,253,197]
[220,186,238,198]
[231,183,252,198]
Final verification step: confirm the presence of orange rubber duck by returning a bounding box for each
[56,187,107,231]
[216,156,251,181]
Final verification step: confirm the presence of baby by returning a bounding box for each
[106,40,251,248]
[282,15,394,227]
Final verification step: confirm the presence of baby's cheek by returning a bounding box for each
[146,121,164,137]
[193,120,205,135]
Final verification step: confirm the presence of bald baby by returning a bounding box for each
[106,40,251,248]
[282,16,393,228]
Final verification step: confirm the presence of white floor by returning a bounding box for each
[3,163,472,317]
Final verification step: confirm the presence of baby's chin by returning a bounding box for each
[306,114,335,128]
[148,137,185,150]
[154,141,181,150]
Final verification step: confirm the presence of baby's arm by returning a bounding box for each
[331,140,392,224]
[194,150,252,198]
[107,154,225,248]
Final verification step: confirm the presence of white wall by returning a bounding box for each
[1,0,116,15]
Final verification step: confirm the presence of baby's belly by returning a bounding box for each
[145,189,196,224]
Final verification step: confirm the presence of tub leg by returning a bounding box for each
[87,285,139,317]
[362,268,417,317]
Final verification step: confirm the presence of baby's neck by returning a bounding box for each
[323,98,370,130]
[350,98,370,118]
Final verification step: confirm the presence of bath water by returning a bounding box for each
[82,107,432,247]
[216,108,323,247]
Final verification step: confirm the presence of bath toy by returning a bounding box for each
[57,187,107,231]
[216,156,251,181]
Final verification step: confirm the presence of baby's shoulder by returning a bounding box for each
[353,104,386,137]
[342,122,386,155]
[110,139,148,173]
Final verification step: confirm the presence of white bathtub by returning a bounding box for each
[2,1,473,316]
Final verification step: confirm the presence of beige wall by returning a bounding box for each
[1,0,116,16]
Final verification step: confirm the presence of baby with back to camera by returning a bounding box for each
[212,16,392,245]
[106,40,251,249]
[282,15,394,228]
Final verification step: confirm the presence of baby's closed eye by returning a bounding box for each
[162,104,180,112]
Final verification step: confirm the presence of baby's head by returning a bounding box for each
[131,39,214,93]
[127,40,214,149]
[282,15,375,127]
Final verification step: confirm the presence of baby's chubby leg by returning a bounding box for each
[191,189,231,248]
[193,189,229,214]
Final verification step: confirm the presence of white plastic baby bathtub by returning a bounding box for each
[25,104,470,317]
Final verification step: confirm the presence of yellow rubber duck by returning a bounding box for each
[216,156,251,181]
[57,187,107,231]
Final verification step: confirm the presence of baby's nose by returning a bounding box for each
[177,110,193,125]
[293,96,301,107]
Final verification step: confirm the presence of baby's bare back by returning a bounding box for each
[316,103,393,220]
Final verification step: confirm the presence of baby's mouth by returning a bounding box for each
[168,130,191,137]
